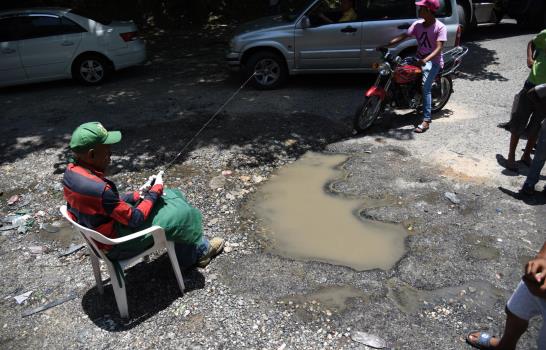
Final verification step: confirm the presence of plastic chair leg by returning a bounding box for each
[166,241,185,294]
[90,254,104,295]
[107,263,129,318]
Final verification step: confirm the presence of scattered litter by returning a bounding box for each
[224,246,233,253]
[29,246,45,255]
[14,291,33,304]
[497,238,503,242]
[252,175,264,184]
[363,150,372,154]
[58,243,85,257]
[351,331,387,349]
[35,211,46,217]
[21,292,77,317]
[10,215,33,233]
[450,149,464,156]
[239,175,251,182]
[0,225,16,232]
[7,195,20,206]
[495,208,502,214]
[277,343,287,350]
[444,192,460,204]
[221,170,233,176]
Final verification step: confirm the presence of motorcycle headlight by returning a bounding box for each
[379,62,391,76]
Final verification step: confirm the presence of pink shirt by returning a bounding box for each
[408,19,447,67]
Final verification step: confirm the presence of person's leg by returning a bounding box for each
[507,87,534,169]
[523,123,546,191]
[416,61,441,132]
[467,281,537,349]
[174,237,209,270]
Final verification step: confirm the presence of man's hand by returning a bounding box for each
[528,58,535,69]
[416,59,427,66]
[154,170,164,186]
[523,258,546,299]
[139,175,156,193]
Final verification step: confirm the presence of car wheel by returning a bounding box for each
[245,51,288,90]
[72,54,111,85]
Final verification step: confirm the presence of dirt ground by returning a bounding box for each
[1,20,546,349]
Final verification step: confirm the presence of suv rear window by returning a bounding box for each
[436,0,453,18]
[361,0,416,20]
[360,0,452,20]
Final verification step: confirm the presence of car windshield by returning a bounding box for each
[282,0,316,21]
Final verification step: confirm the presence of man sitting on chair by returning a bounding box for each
[62,122,224,268]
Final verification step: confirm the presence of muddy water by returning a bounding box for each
[255,152,407,271]
[38,221,80,248]
[281,285,367,312]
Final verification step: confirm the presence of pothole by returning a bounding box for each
[254,151,407,271]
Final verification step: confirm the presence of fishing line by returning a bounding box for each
[162,72,257,172]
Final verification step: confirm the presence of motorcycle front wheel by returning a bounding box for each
[353,96,382,133]
[431,76,453,113]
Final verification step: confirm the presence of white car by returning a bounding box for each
[0,8,146,87]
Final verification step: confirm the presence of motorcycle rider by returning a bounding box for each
[382,0,447,133]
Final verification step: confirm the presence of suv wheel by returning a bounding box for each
[245,51,288,90]
[72,54,111,85]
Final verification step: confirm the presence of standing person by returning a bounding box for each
[503,30,546,172]
[63,122,225,269]
[383,0,447,133]
[522,83,546,195]
[465,242,546,349]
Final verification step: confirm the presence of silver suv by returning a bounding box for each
[226,0,461,89]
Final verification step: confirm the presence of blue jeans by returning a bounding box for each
[422,61,441,122]
[524,121,546,188]
[175,236,210,270]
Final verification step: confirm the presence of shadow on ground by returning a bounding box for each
[81,254,205,331]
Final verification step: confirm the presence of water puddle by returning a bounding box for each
[37,221,80,248]
[255,152,407,271]
[281,285,367,313]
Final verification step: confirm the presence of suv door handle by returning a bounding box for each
[1,48,16,54]
[397,23,410,29]
[341,26,357,33]
[61,41,74,46]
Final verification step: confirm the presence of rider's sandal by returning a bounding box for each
[414,123,429,133]
[466,331,499,350]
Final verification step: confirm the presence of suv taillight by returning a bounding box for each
[120,31,138,42]
[455,25,462,47]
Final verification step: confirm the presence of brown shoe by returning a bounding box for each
[196,237,225,268]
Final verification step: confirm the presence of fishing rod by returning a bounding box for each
[140,72,257,192]
[162,72,257,172]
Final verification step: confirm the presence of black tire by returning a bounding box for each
[72,54,111,85]
[353,96,382,133]
[431,75,453,113]
[244,51,288,90]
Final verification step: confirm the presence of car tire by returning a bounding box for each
[244,51,288,90]
[72,54,111,85]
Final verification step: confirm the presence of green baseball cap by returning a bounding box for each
[69,122,122,152]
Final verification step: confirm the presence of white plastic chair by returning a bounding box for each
[60,205,185,318]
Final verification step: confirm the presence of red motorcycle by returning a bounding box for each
[353,46,468,132]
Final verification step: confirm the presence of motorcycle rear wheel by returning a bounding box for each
[431,76,453,113]
[353,95,382,133]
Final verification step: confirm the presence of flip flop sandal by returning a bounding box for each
[466,331,498,350]
[414,123,429,133]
